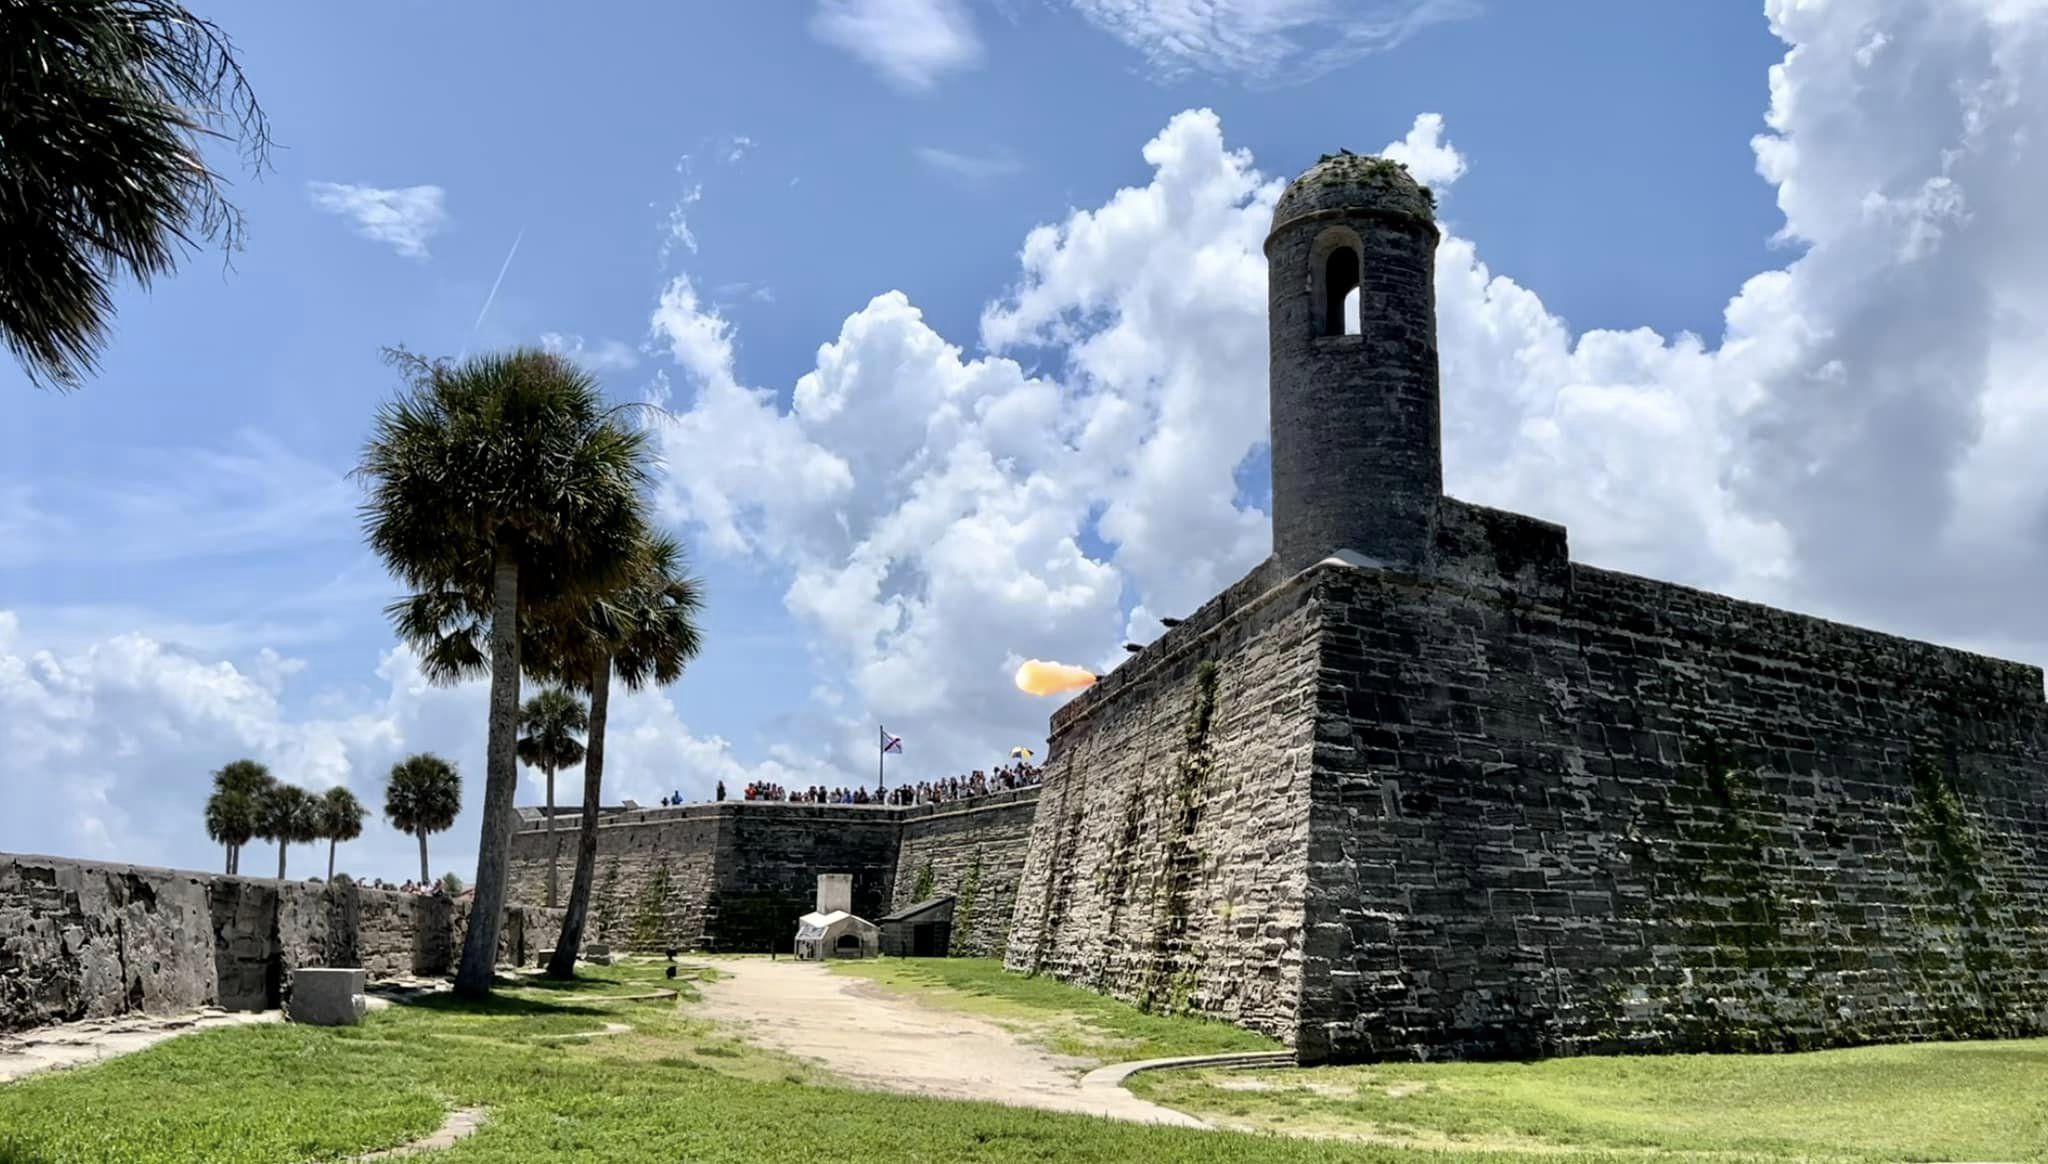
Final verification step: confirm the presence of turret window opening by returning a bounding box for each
[1324,247,1360,337]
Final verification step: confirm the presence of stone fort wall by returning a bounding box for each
[890,788,1040,956]
[1007,559,1319,1041]
[0,852,561,1033]
[1005,501,2048,1062]
[507,792,1039,954]
[1304,543,2048,1062]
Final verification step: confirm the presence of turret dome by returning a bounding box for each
[1272,151,1436,228]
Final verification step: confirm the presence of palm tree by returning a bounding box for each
[384,753,461,886]
[203,790,251,874]
[254,783,320,880]
[205,759,272,873]
[528,533,703,979]
[1,0,272,389]
[319,786,366,881]
[517,687,587,908]
[357,346,650,996]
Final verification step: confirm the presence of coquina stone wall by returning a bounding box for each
[509,802,904,953]
[1302,527,2048,1062]
[890,789,1040,956]
[1006,559,1319,1040]
[0,853,561,1033]
[1003,497,2048,1063]
[509,793,1044,956]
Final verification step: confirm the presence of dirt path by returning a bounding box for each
[694,958,1205,1127]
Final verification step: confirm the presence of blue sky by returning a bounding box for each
[6,0,2044,883]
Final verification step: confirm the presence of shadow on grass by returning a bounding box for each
[394,991,614,1019]
[503,973,612,992]
[0,1144,56,1164]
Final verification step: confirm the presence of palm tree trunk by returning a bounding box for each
[548,653,611,980]
[224,844,232,875]
[229,844,238,875]
[276,842,287,881]
[544,762,558,909]
[418,829,430,884]
[456,541,522,997]
[328,837,338,881]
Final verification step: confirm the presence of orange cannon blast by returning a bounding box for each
[1014,659,1097,697]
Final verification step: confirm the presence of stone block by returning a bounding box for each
[286,967,366,1027]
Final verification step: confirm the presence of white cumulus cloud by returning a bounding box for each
[640,0,2048,790]
[0,611,815,879]
[306,182,448,259]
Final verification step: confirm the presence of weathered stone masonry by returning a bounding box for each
[0,852,560,1033]
[890,789,1040,956]
[1004,150,2048,1064]
[507,792,1041,956]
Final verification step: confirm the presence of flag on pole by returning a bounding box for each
[1009,746,1034,759]
[882,731,904,754]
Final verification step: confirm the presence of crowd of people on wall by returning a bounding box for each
[358,877,451,896]
[734,761,1044,808]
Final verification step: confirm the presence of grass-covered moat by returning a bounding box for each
[2,956,2045,1162]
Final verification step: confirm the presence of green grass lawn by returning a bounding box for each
[1129,1037,2048,1160]
[0,960,1392,1164]
[825,957,1281,1063]
[6,956,2047,1163]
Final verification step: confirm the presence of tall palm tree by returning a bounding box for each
[205,758,272,874]
[319,786,366,881]
[254,782,320,880]
[203,790,251,874]
[383,753,461,886]
[357,346,650,996]
[529,533,703,979]
[517,686,587,908]
[1,0,272,389]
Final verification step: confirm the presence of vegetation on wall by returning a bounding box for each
[912,859,936,903]
[1908,751,1983,885]
[948,849,985,957]
[594,858,621,940]
[631,858,672,951]
[1142,661,1220,1014]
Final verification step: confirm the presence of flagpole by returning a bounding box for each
[877,724,885,792]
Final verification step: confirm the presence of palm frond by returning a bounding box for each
[0,0,273,388]
[384,752,462,835]
[319,786,365,843]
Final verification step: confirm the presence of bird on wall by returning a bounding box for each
[1160,617,1183,628]
[1124,643,1142,653]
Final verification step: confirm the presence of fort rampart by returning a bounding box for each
[508,790,1041,956]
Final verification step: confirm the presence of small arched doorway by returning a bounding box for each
[835,932,865,958]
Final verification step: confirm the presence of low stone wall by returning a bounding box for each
[0,852,561,1033]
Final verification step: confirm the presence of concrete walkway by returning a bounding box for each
[695,957,1208,1127]
[0,1007,280,1083]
